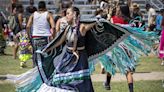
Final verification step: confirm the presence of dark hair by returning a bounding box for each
[30,0,34,5]
[61,9,66,16]
[16,4,24,13]
[38,1,46,10]
[111,7,116,17]
[95,8,103,16]
[146,4,151,8]
[160,9,164,13]
[54,15,61,24]
[120,4,131,18]
[11,3,17,12]
[119,4,131,22]
[70,7,80,17]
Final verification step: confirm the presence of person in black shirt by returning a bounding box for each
[26,0,37,17]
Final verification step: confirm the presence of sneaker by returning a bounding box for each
[103,82,111,90]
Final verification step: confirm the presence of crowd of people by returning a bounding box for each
[0,0,164,92]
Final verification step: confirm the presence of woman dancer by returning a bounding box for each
[104,4,134,92]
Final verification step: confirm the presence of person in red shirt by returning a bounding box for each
[111,4,130,24]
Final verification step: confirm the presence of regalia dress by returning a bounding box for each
[7,18,158,92]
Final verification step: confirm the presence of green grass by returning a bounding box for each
[136,56,164,72]
[0,47,33,75]
[0,80,163,92]
[0,82,15,92]
[93,80,164,92]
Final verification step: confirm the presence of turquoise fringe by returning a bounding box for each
[14,68,43,92]
[89,26,159,75]
[98,55,116,75]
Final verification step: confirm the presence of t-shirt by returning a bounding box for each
[148,8,156,26]
[156,14,163,30]
[111,16,128,24]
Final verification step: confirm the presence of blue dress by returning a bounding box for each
[51,26,94,92]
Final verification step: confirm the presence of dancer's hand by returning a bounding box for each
[36,50,48,57]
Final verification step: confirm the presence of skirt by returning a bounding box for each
[51,49,94,92]
[159,30,164,59]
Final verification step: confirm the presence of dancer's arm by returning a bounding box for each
[55,19,60,32]
[45,26,69,52]
[80,22,96,36]
[26,14,33,39]
[18,13,23,29]
[48,12,55,38]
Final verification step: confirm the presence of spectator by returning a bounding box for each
[155,9,164,35]
[100,0,108,10]
[111,4,131,24]
[53,0,60,13]
[146,4,156,31]
[7,3,20,58]
[131,3,143,19]
[0,13,6,55]
[55,9,68,35]
[59,0,73,11]
[12,3,25,59]
[26,0,37,18]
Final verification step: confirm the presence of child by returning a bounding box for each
[15,18,32,68]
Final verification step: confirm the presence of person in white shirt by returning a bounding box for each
[26,1,55,67]
[146,4,156,31]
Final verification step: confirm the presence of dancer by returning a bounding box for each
[26,1,55,67]
[42,6,96,92]
[104,4,134,92]
[15,18,32,68]
[13,4,25,59]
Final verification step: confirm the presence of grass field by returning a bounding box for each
[93,80,164,92]
[0,47,33,75]
[0,80,164,92]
